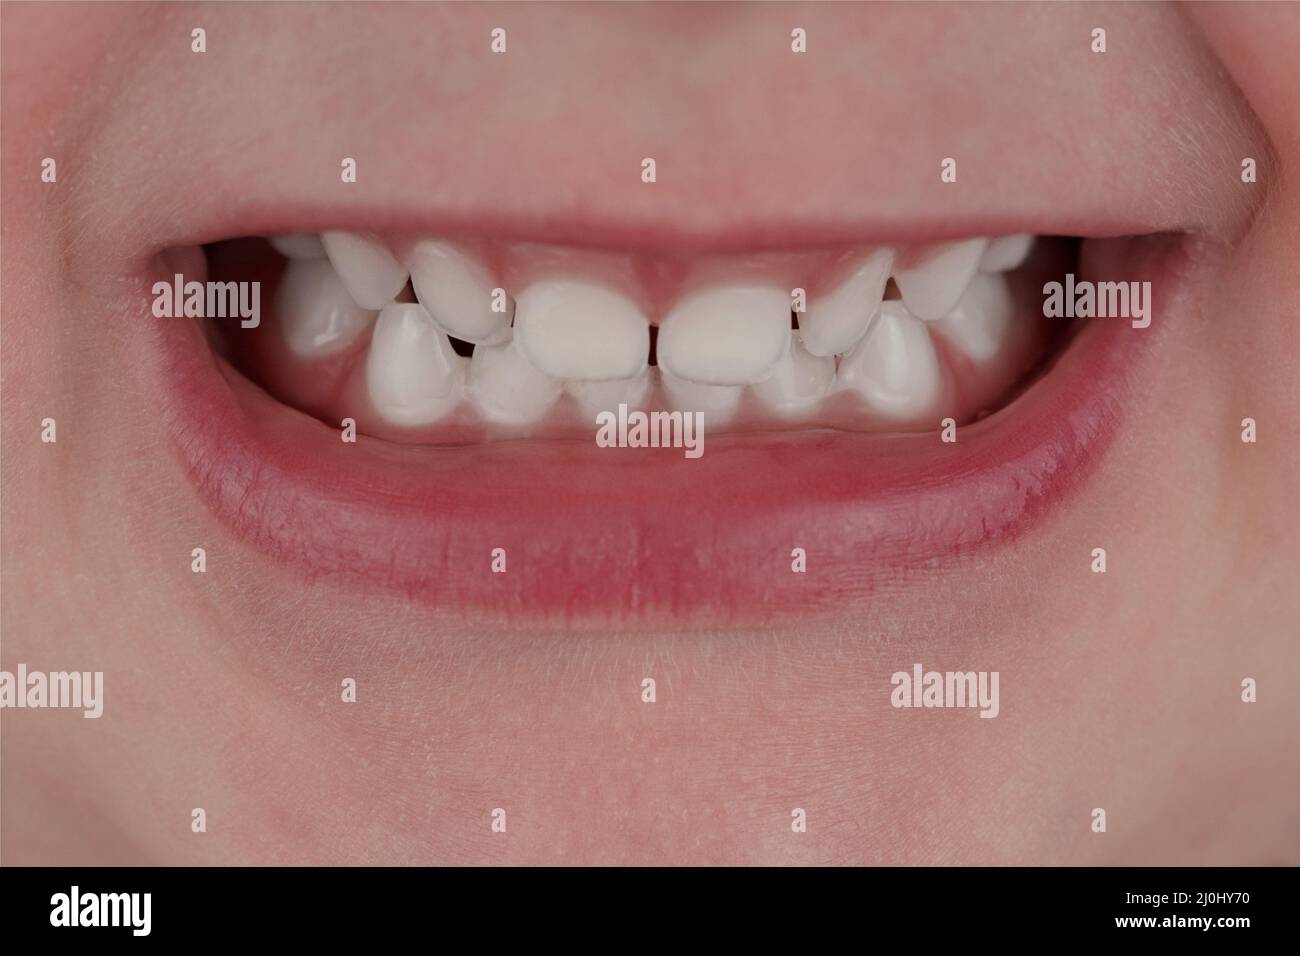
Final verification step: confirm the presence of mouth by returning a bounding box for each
[72,2,1261,628]
[147,221,1182,625]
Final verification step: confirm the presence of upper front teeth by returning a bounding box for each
[800,248,892,357]
[514,280,649,381]
[657,285,791,385]
[894,238,988,321]
[979,234,1035,272]
[407,240,512,345]
[270,234,326,260]
[321,232,409,310]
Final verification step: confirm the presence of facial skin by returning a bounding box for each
[2,1,1297,865]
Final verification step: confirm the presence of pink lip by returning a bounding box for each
[155,235,1171,626]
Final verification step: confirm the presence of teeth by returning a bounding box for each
[893,238,988,321]
[657,286,790,385]
[835,301,942,420]
[467,331,562,426]
[275,259,378,358]
[407,241,511,345]
[515,280,649,381]
[321,232,409,310]
[929,272,1015,363]
[269,234,326,260]
[800,249,893,357]
[659,369,743,424]
[979,234,1035,272]
[753,332,835,416]
[365,303,464,426]
[567,370,652,420]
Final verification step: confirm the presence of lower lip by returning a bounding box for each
[154,238,1168,626]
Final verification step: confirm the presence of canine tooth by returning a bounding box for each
[979,234,1034,272]
[516,280,649,380]
[836,301,942,419]
[660,369,743,424]
[276,258,377,358]
[893,238,988,321]
[468,332,562,425]
[365,303,463,426]
[753,332,835,416]
[657,286,790,385]
[269,234,326,259]
[801,249,893,357]
[408,241,511,345]
[567,370,652,420]
[930,272,1014,362]
[321,232,409,310]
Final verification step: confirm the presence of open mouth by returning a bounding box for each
[151,222,1177,624]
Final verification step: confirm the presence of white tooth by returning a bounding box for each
[276,259,378,358]
[893,238,988,321]
[321,232,409,310]
[467,331,562,426]
[930,272,1014,363]
[801,249,893,357]
[365,303,464,426]
[515,280,649,380]
[658,285,790,385]
[979,234,1034,272]
[270,233,326,260]
[407,241,511,345]
[836,301,942,419]
[566,370,652,420]
[659,369,743,424]
[753,332,836,416]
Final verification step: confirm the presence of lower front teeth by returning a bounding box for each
[365,303,464,426]
[753,331,836,416]
[467,332,563,426]
[835,301,943,420]
[659,369,744,424]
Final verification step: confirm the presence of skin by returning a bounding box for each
[2,1,1297,865]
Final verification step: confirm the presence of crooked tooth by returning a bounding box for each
[753,332,835,416]
[467,331,562,425]
[930,272,1014,363]
[835,301,942,420]
[659,369,743,424]
[893,238,988,321]
[365,303,464,426]
[408,241,511,345]
[321,232,409,310]
[269,234,326,260]
[657,285,790,385]
[800,249,893,357]
[979,234,1035,272]
[567,370,652,420]
[516,280,649,381]
[276,259,378,358]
